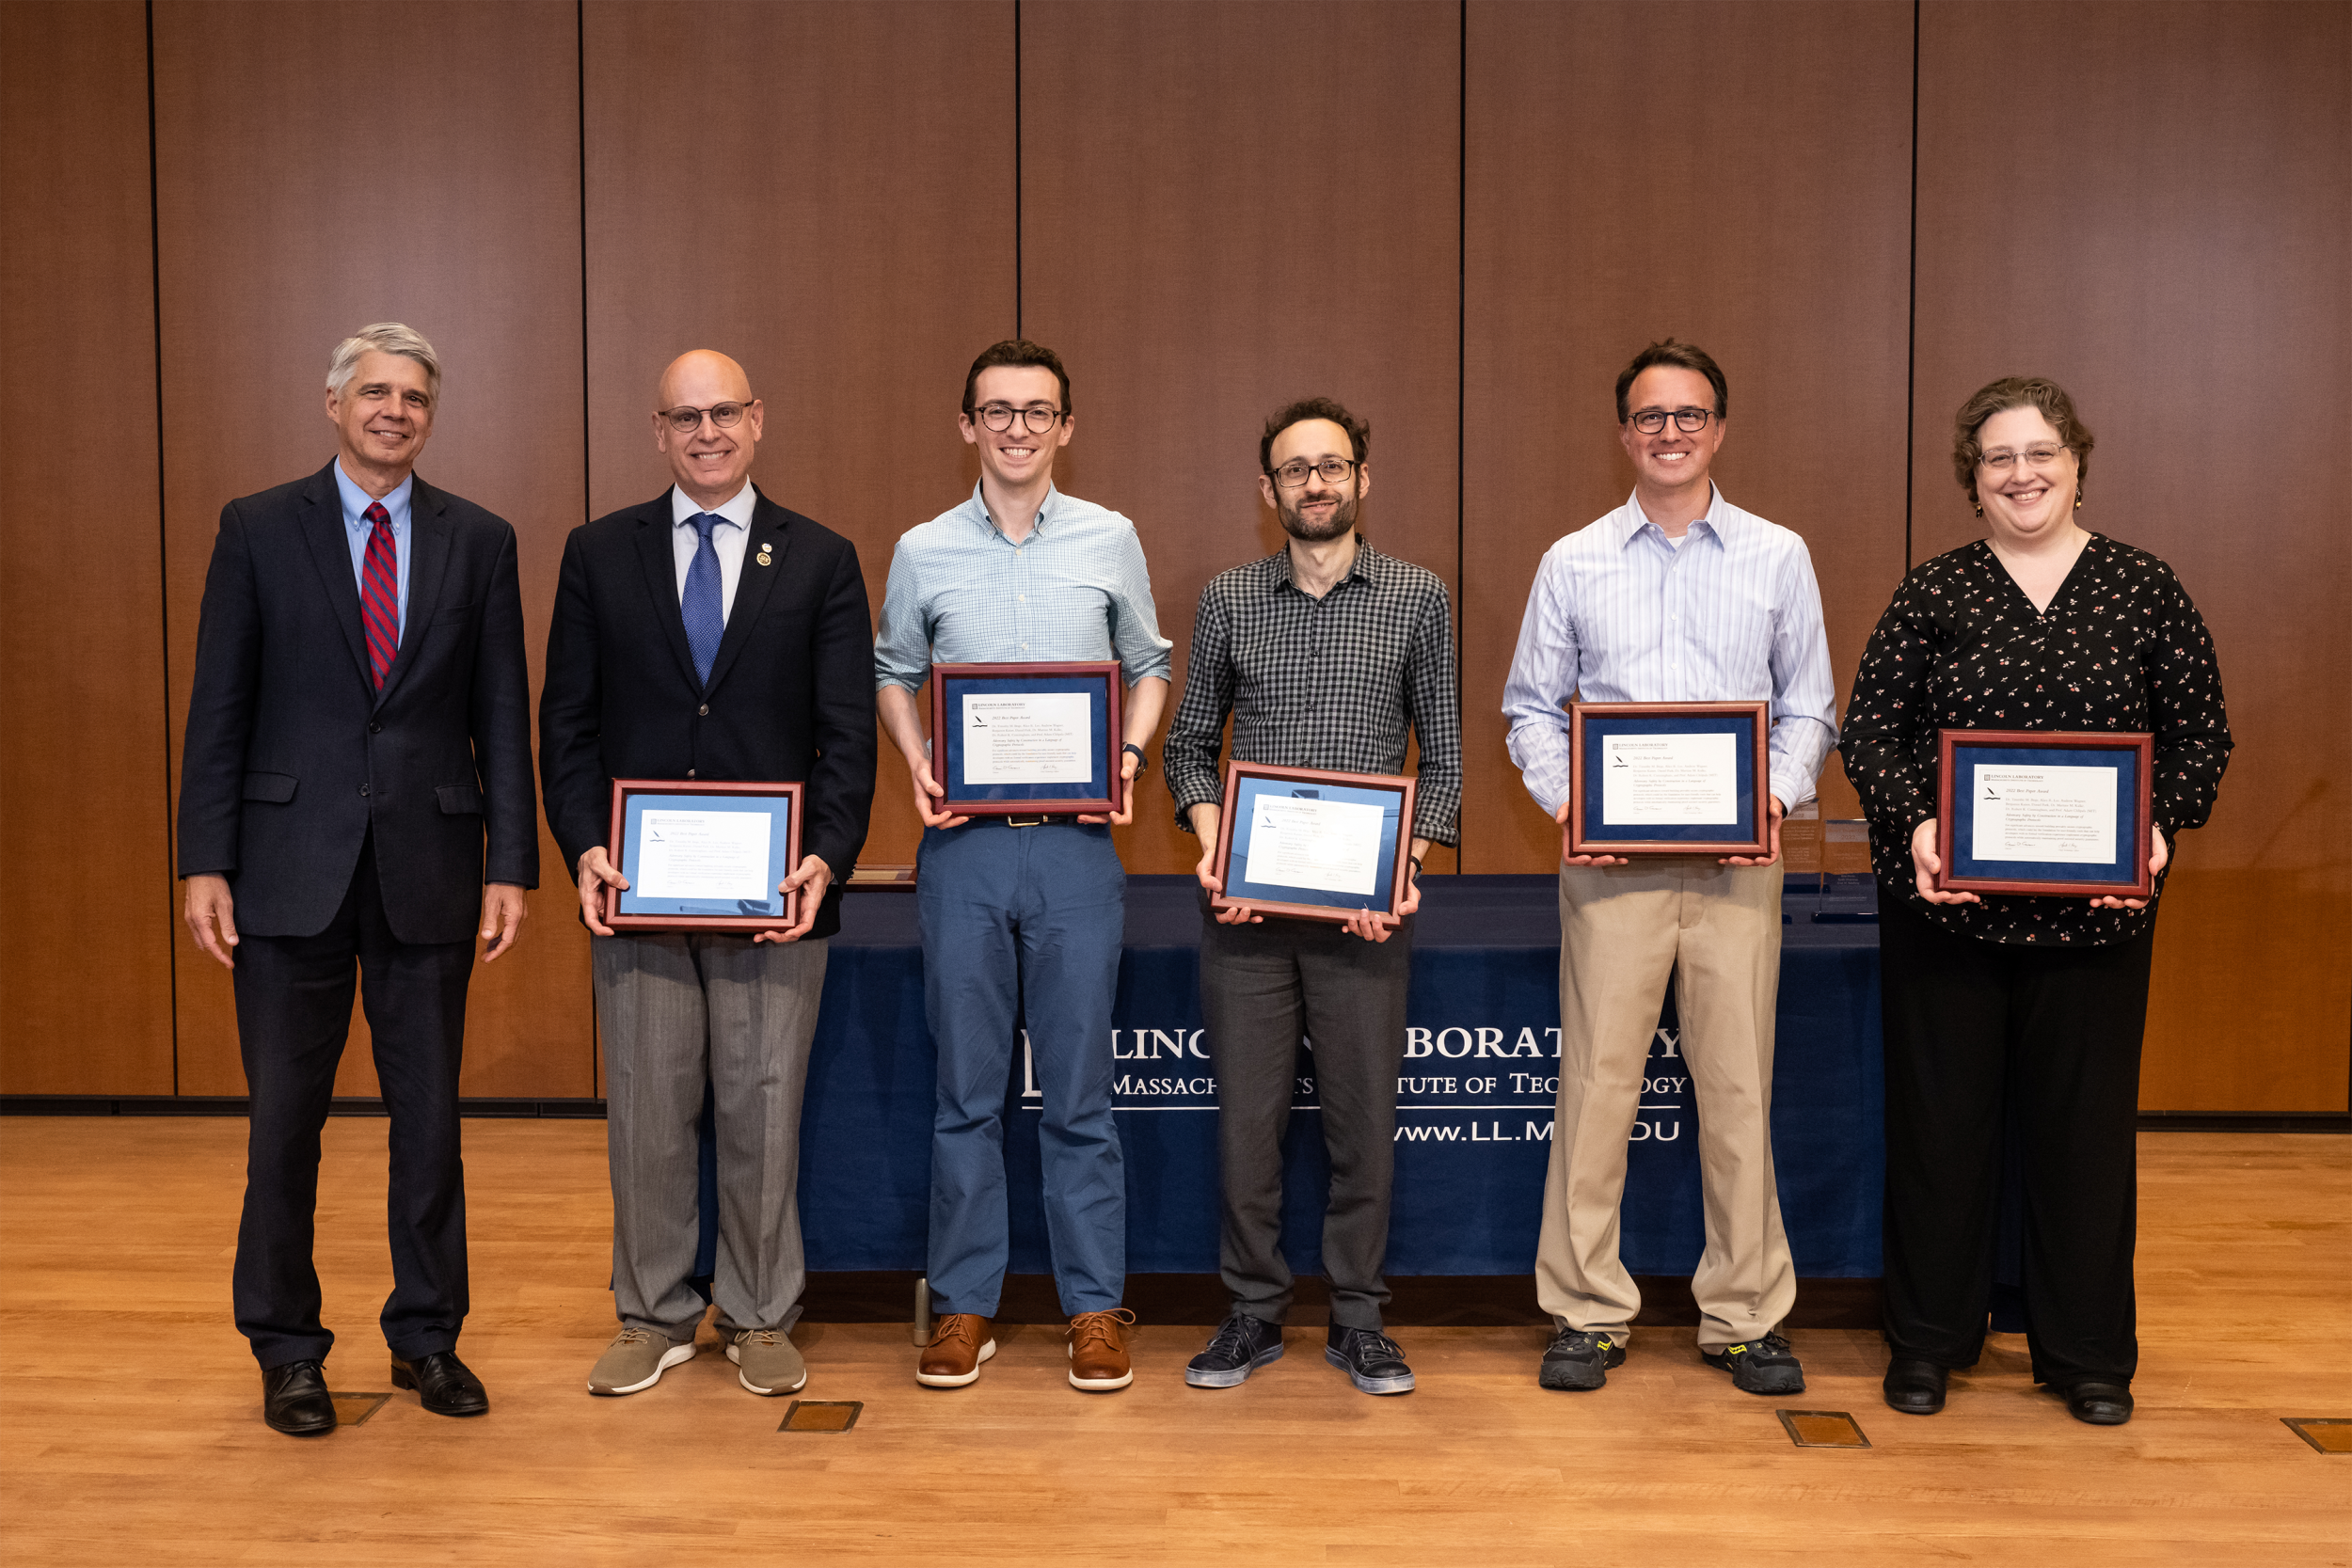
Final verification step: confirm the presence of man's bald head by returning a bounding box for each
[652,350,763,509]
[657,349,752,409]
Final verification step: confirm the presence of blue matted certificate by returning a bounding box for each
[1936,730,2153,898]
[1209,762,1416,924]
[1567,701,1771,856]
[606,780,803,930]
[930,661,1123,815]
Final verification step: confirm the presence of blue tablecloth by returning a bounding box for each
[705,874,1883,1280]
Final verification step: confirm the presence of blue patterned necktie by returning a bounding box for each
[682,513,725,685]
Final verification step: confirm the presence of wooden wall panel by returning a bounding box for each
[1462,0,1915,873]
[1022,0,1463,876]
[1914,0,2351,1112]
[0,3,175,1094]
[582,0,1017,880]
[152,1,592,1098]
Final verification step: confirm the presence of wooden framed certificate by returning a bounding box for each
[1207,761,1417,927]
[1934,729,2154,899]
[604,779,803,932]
[1566,700,1772,857]
[929,661,1124,816]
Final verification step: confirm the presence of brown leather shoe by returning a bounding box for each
[1067,1308,1136,1391]
[916,1314,996,1387]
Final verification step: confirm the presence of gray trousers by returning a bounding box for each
[1200,906,1413,1331]
[593,932,828,1340]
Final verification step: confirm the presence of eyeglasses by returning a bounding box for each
[1629,407,1717,435]
[660,401,753,436]
[1270,457,1359,487]
[1978,445,2069,473]
[971,403,1067,434]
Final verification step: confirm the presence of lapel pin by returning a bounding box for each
[756,545,772,566]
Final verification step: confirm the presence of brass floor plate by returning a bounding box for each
[331,1392,391,1427]
[1777,1409,1870,1449]
[781,1400,863,1433]
[2281,1418,2352,1454]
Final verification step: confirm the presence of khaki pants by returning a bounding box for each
[1535,860,1792,1352]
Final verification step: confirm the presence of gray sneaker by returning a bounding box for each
[727,1328,807,1396]
[588,1327,695,1396]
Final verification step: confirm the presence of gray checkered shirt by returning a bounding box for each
[1164,536,1461,847]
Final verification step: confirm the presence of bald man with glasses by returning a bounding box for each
[541,350,876,1402]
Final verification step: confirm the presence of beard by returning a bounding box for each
[1278,491,1358,542]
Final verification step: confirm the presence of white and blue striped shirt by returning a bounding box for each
[874,482,1172,691]
[1502,487,1837,816]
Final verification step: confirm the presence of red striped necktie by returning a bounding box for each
[360,501,399,689]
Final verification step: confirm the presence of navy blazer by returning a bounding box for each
[176,461,539,943]
[537,487,876,941]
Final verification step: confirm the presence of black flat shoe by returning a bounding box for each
[2062,1380,2133,1425]
[262,1359,337,1436]
[1882,1356,1947,1415]
[391,1350,490,1417]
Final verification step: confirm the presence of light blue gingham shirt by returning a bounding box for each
[873,482,1172,690]
[1502,486,1837,816]
[333,460,412,640]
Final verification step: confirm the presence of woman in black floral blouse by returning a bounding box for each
[1842,376,2231,1428]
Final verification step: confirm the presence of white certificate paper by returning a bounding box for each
[1600,733,1739,825]
[1970,765,2117,863]
[635,809,772,900]
[961,692,1092,784]
[1242,796,1386,898]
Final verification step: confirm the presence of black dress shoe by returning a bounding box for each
[2062,1379,2133,1425]
[1883,1356,1947,1415]
[262,1359,337,1436]
[391,1350,489,1417]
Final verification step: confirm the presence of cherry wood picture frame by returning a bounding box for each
[1566,700,1772,858]
[929,661,1125,817]
[1208,760,1418,927]
[605,778,804,932]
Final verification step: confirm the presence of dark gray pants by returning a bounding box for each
[1200,905,1413,1331]
[594,932,828,1341]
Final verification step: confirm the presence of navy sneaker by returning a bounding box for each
[1325,1325,1415,1395]
[1538,1328,1626,1391]
[1702,1332,1805,1395]
[1185,1313,1285,1388]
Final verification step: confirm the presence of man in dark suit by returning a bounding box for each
[540,350,875,1401]
[179,322,537,1436]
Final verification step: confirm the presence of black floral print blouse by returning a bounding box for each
[1842,534,2232,946]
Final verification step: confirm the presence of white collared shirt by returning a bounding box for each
[669,482,757,621]
[1502,485,1838,816]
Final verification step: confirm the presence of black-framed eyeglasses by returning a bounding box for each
[1629,406,1716,435]
[1978,445,2069,473]
[1269,457,1359,487]
[971,402,1067,434]
[660,401,754,435]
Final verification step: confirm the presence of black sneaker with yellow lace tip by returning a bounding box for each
[1537,1328,1626,1391]
[1702,1332,1805,1395]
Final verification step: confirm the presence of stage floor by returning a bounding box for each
[1,1119,2344,1567]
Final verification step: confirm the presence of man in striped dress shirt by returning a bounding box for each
[1501,340,1836,1398]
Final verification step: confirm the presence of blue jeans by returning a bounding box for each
[918,820,1126,1317]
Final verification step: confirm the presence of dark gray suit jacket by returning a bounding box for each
[176,461,539,942]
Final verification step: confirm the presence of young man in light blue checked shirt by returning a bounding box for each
[875,340,1170,1394]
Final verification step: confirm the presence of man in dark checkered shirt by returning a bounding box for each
[1162,397,1461,1397]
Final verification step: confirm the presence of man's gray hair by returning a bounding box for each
[326,322,441,407]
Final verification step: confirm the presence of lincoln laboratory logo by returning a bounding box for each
[1019,1024,1691,1144]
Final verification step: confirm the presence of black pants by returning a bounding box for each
[231,840,475,1370]
[1199,900,1412,1331]
[1877,893,2153,1386]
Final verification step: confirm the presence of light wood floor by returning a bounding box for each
[1,1120,2345,1567]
